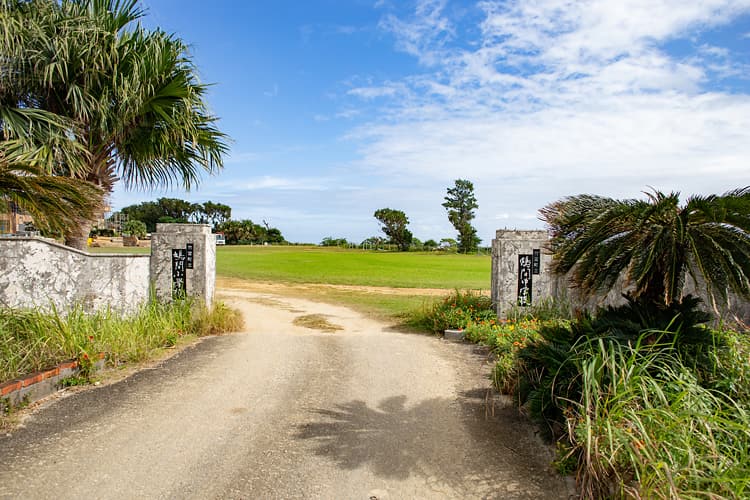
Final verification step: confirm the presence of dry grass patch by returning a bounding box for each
[293,314,343,332]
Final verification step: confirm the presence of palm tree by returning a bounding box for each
[541,188,750,310]
[1,0,228,249]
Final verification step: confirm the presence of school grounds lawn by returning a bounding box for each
[216,245,490,289]
[90,244,491,322]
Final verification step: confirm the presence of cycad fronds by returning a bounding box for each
[542,188,750,308]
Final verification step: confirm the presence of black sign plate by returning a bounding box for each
[518,254,533,306]
[186,243,194,269]
[172,248,187,297]
[532,249,541,275]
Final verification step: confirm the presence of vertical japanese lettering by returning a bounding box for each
[518,254,533,306]
[171,248,188,298]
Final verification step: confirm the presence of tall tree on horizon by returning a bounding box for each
[443,179,480,253]
[0,0,228,249]
[374,207,413,251]
[541,188,750,311]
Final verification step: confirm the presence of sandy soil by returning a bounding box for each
[217,275,483,298]
[0,287,571,499]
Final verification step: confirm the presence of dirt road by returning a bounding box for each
[0,289,571,499]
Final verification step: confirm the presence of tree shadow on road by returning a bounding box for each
[294,393,566,498]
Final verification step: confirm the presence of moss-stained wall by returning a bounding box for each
[0,238,149,312]
[0,223,216,313]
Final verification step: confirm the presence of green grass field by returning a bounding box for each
[87,245,490,321]
[88,246,151,254]
[216,246,490,289]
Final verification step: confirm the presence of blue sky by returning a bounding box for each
[113,0,750,244]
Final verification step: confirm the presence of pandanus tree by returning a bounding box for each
[540,188,750,311]
[0,0,228,249]
[0,104,99,232]
[1,2,98,231]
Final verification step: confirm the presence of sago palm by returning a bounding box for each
[0,0,228,248]
[541,188,750,310]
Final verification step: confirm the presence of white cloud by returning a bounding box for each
[347,85,401,99]
[335,25,360,35]
[236,176,331,191]
[342,0,750,236]
[379,0,455,65]
[263,84,279,98]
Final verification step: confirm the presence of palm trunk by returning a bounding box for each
[64,218,94,251]
[64,181,107,251]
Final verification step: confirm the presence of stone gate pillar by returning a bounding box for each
[150,224,215,308]
[491,230,554,317]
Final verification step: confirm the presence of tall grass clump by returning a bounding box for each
[555,337,750,499]
[0,299,243,384]
[501,295,750,498]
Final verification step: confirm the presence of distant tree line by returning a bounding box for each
[217,219,284,245]
[117,198,231,233]
[114,197,284,244]
[321,236,460,252]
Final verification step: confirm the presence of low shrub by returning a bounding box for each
[494,294,750,498]
[463,318,551,394]
[513,295,717,436]
[406,290,495,333]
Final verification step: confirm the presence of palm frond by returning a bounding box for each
[541,188,750,309]
[0,162,99,233]
[1,0,229,244]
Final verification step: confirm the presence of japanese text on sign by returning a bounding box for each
[518,254,533,306]
[171,246,191,298]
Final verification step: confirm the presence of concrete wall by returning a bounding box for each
[491,229,750,324]
[0,238,149,313]
[0,223,216,314]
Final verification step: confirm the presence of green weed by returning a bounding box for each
[567,337,750,499]
[405,289,495,333]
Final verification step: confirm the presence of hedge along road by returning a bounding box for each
[0,289,570,499]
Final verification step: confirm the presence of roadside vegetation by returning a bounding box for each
[0,298,243,387]
[414,291,750,499]
[409,188,750,499]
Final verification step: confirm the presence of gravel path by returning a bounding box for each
[0,289,572,499]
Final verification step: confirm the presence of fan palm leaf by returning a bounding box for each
[0,0,228,248]
[0,104,96,231]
